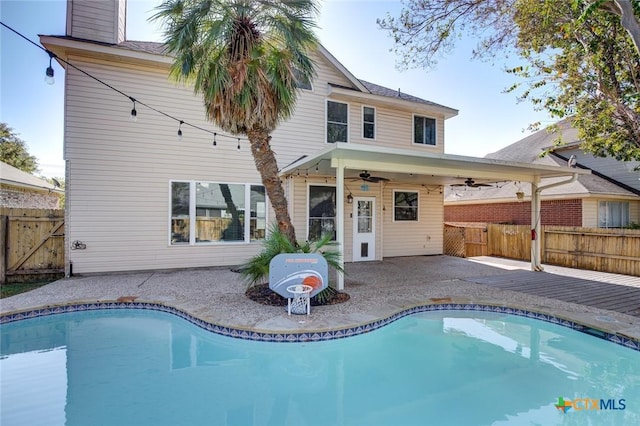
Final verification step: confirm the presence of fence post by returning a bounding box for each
[0,215,7,285]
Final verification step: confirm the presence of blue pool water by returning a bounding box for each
[1,309,639,426]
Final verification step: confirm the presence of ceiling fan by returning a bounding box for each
[450,178,493,188]
[353,170,390,183]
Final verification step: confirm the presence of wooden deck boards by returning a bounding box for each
[466,271,640,317]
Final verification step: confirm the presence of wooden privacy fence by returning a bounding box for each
[487,224,534,261]
[1,208,65,284]
[444,223,488,258]
[447,223,640,276]
[543,226,640,276]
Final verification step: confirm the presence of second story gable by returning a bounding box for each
[271,46,458,163]
[44,0,458,169]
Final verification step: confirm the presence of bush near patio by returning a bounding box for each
[242,225,349,306]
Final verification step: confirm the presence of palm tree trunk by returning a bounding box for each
[247,127,297,246]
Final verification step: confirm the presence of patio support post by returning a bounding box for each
[336,159,345,290]
[531,177,542,271]
[530,172,579,272]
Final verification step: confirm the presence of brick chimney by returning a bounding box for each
[66,0,126,45]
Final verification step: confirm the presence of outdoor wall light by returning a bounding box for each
[347,193,353,204]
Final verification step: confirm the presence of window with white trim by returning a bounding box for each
[413,115,436,146]
[308,185,336,240]
[327,101,348,143]
[170,181,266,244]
[394,191,418,221]
[293,68,312,90]
[598,201,629,228]
[363,106,375,139]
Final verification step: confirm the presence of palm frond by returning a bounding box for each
[240,224,344,287]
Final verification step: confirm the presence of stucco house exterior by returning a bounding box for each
[42,0,587,286]
[0,161,62,209]
[444,119,640,228]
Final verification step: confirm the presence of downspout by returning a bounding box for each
[530,173,579,271]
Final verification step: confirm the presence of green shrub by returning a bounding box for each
[240,223,344,288]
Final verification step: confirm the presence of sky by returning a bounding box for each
[1,0,553,178]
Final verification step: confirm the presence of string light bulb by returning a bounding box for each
[130,98,137,122]
[315,163,319,173]
[237,138,241,150]
[177,121,184,141]
[44,52,55,85]
[212,132,217,148]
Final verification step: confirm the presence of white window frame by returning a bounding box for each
[168,180,267,245]
[293,68,313,91]
[412,114,438,147]
[598,200,630,228]
[326,100,349,143]
[307,183,337,240]
[362,105,376,140]
[393,189,419,222]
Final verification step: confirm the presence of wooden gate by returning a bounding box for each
[1,208,65,284]
[444,223,488,257]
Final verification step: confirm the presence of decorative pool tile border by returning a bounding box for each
[1,301,638,351]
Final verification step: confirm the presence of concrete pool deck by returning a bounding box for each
[1,256,639,343]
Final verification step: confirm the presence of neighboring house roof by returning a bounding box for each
[485,119,580,164]
[0,161,62,193]
[42,35,456,116]
[445,120,639,203]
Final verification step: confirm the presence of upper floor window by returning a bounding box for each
[327,101,348,143]
[170,181,266,245]
[414,115,436,146]
[363,106,375,139]
[394,190,419,221]
[293,68,312,90]
[599,201,629,228]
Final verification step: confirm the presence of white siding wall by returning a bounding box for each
[291,177,446,261]
[321,98,446,154]
[382,184,443,257]
[582,198,598,227]
[631,201,640,225]
[270,54,355,166]
[67,0,125,45]
[63,45,451,272]
[65,57,270,273]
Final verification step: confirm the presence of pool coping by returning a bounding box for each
[2,300,639,351]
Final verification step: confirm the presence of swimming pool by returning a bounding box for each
[1,308,638,425]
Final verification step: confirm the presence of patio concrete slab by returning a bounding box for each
[1,256,639,342]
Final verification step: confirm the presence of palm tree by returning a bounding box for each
[153,0,319,245]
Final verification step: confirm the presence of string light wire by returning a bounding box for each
[0,20,248,146]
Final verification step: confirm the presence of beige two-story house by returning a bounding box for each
[43,0,587,286]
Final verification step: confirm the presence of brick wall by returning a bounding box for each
[444,199,582,226]
[0,187,60,209]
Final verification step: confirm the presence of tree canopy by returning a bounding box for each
[0,123,39,174]
[379,0,640,161]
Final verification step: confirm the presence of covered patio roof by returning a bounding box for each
[280,144,592,290]
[280,143,590,185]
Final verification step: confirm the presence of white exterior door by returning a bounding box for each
[352,197,375,261]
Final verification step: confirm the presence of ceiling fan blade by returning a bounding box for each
[473,183,493,187]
